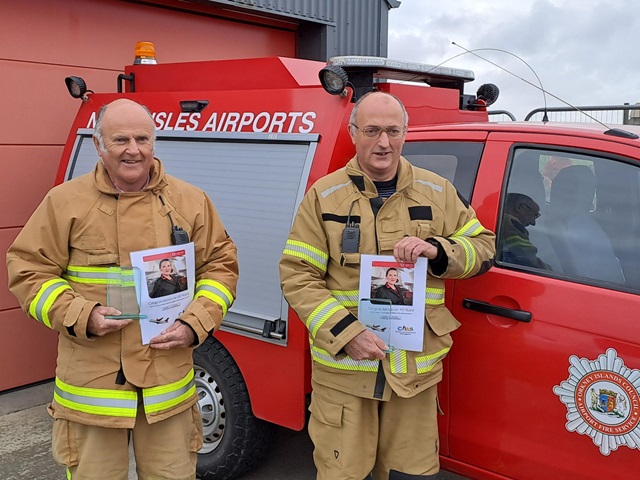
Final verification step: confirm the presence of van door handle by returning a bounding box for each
[462,298,532,323]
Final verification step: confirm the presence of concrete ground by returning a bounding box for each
[0,381,466,480]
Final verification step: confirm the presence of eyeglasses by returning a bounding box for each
[351,124,406,138]
[522,203,541,219]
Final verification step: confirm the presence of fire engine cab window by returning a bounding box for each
[401,141,483,201]
[498,148,640,292]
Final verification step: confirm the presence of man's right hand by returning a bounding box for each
[87,306,133,337]
[343,330,388,361]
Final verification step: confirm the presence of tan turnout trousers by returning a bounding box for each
[50,402,202,480]
[309,380,439,480]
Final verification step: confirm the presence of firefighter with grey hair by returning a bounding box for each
[280,91,495,480]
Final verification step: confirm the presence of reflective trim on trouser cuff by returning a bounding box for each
[54,377,138,418]
[143,369,196,414]
[282,239,329,272]
[415,348,450,374]
[310,343,379,372]
[29,278,71,328]
[195,279,234,316]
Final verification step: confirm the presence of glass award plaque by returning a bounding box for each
[105,267,146,320]
[358,298,393,353]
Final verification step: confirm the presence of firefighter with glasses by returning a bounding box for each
[280,91,495,480]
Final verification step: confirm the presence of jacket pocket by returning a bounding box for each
[309,393,344,428]
[339,252,360,267]
[425,305,461,337]
[415,221,435,239]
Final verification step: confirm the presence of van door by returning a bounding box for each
[448,133,640,479]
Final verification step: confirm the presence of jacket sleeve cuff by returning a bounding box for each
[179,301,219,346]
[426,237,448,276]
[316,312,366,357]
[63,298,99,340]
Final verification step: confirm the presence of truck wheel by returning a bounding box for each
[193,336,274,480]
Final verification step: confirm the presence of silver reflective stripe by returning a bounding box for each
[416,348,450,374]
[63,266,136,285]
[389,349,408,374]
[415,179,443,192]
[196,283,232,309]
[31,279,70,325]
[143,377,196,413]
[331,290,359,308]
[283,240,328,272]
[321,180,352,199]
[311,344,379,372]
[307,298,342,337]
[54,385,137,409]
[454,219,484,237]
[425,287,445,305]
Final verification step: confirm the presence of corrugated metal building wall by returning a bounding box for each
[204,0,401,59]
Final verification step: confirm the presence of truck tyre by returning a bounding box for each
[193,336,274,480]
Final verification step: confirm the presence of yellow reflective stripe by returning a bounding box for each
[66,468,72,480]
[330,290,359,308]
[425,287,445,306]
[306,298,343,338]
[195,279,234,316]
[389,349,408,374]
[454,219,484,238]
[63,266,136,286]
[451,236,476,278]
[29,278,71,328]
[143,370,196,414]
[283,239,328,272]
[416,347,450,374]
[505,235,534,248]
[451,218,487,277]
[310,343,379,372]
[54,377,137,418]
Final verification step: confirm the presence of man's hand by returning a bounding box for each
[87,306,133,337]
[149,321,195,350]
[343,330,388,361]
[393,236,438,263]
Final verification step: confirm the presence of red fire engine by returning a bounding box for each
[59,48,640,480]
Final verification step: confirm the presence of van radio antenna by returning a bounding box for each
[450,43,549,123]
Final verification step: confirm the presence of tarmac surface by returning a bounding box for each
[0,380,466,480]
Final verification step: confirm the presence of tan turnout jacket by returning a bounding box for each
[7,159,238,427]
[279,156,495,400]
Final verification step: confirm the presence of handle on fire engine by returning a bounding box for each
[462,298,532,323]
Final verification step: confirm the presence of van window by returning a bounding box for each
[401,141,484,201]
[497,147,640,292]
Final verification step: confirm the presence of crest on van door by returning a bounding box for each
[553,349,640,455]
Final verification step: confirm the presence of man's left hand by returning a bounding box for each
[394,236,438,263]
[149,320,195,349]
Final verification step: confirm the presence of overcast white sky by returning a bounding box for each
[388,0,640,121]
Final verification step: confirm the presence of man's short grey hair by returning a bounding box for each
[94,101,156,152]
[348,90,409,134]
